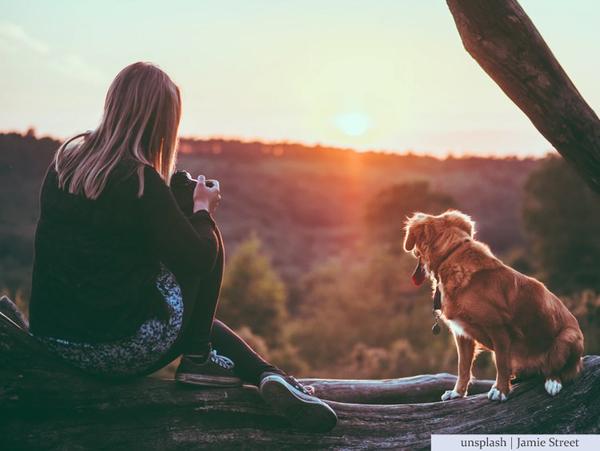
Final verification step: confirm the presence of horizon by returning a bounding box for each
[2,1,599,157]
[1,128,546,161]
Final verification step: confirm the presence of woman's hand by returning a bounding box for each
[193,175,221,214]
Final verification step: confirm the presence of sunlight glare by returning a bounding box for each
[334,112,371,137]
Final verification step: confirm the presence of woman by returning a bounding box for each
[28,62,337,433]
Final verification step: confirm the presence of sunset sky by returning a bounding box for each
[2,1,600,157]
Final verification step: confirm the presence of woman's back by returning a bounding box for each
[30,161,167,342]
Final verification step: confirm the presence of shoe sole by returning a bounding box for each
[259,375,337,433]
[176,373,243,387]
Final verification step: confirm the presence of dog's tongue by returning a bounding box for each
[412,258,427,286]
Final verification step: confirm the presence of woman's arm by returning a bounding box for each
[138,165,219,284]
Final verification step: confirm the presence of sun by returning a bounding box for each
[334,112,371,137]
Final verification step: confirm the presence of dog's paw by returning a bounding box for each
[487,387,508,402]
[544,379,562,396]
[441,389,465,401]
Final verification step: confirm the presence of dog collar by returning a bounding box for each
[430,239,469,335]
[433,237,471,273]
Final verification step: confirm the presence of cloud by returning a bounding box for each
[0,21,105,86]
[51,54,105,86]
[0,21,49,54]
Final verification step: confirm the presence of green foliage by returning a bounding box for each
[523,156,600,294]
[365,181,457,251]
[288,248,470,378]
[218,235,309,374]
[219,235,288,347]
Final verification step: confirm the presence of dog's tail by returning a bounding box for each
[545,327,584,382]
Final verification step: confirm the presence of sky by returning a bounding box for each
[1,0,600,157]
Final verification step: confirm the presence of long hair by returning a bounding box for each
[54,62,182,199]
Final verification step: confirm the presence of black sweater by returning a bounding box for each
[29,161,220,343]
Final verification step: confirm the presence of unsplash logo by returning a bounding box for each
[461,437,508,449]
[432,435,596,451]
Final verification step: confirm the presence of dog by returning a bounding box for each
[403,210,584,402]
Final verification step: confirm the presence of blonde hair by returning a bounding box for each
[54,62,182,199]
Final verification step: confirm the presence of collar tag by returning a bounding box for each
[431,287,443,335]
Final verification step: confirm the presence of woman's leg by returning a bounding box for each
[150,316,283,385]
[169,236,282,385]
[173,282,283,385]
[211,319,282,385]
[134,263,221,376]
[179,282,219,357]
[178,227,224,357]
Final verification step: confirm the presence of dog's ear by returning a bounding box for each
[443,210,475,237]
[404,227,416,251]
[404,213,426,252]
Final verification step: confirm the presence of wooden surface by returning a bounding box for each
[447,0,600,193]
[1,310,599,450]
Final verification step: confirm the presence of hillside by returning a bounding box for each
[177,138,538,277]
[0,133,540,304]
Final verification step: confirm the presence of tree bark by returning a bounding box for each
[1,311,599,450]
[446,0,600,193]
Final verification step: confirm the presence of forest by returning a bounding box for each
[2,131,599,380]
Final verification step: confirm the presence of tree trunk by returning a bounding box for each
[1,311,599,450]
[446,0,600,193]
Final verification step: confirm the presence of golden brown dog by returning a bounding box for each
[403,210,584,402]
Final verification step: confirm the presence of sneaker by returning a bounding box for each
[259,372,338,433]
[175,350,243,387]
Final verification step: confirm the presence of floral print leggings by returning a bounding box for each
[37,265,184,377]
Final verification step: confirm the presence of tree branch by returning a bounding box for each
[446,0,600,193]
[1,310,599,449]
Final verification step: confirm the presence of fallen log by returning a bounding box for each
[446,0,600,193]
[1,306,599,450]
